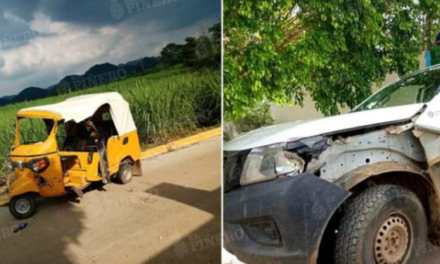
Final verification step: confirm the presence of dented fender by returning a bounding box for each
[9,176,39,198]
[334,161,429,191]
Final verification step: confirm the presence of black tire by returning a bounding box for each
[335,185,427,264]
[9,193,37,220]
[114,162,133,184]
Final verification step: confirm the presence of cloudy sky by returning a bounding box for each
[0,0,220,97]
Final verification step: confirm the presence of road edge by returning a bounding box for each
[140,127,221,159]
[0,127,222,207]
[0,194,8,207]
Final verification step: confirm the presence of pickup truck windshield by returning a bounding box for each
[353,68,440,112]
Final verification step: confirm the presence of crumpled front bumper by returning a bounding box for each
[224,173,350,264]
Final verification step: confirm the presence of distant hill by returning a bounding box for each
[47,85,57,91]
[136,57,159,72]
[118,58,143,67]
[14,87,49,103]
[53,74,82,94]
[53,57,159,95]
[2,95,15,100]
[0,94,15,106]
[0,98,11,106]
[0,56,160,106]
[119,57,159,75]
[84,63,120,76]
[55,63,124,93]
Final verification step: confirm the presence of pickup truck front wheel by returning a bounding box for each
[335,185,427,264]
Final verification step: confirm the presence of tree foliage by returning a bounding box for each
[234,102,275,133]
[161,43,184,65]
[224,0,440,120]
[419,0,440,49]
[224,102,275,141]
[160,22,221,69]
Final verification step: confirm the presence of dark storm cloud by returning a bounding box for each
[0,0,219,29]
[121,0,221,32]
[43,0,219,31]
[0,0,220,97]
[0,0,219,50]
[0,6,31,35]
[0,0,40,22]
[0,11,36,50]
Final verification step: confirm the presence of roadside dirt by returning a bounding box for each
[0,172,14,195]
[0,137,221,264]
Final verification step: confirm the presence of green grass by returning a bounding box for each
[0,67,221,168]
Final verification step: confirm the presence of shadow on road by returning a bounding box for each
[415,240,440,264]
[144,183,221,264]
[0,193,85,264]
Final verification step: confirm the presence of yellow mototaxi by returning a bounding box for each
[7,92,142,219]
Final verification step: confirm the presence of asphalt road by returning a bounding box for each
[223,249,440,264]
[0,137,221,264]
[223,229,440,264]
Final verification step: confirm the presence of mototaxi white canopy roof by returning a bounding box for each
[18,92,137,135]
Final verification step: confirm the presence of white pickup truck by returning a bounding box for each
[224,65,440,264]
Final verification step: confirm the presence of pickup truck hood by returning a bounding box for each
[224,104,425,151]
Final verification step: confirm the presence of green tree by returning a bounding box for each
[159,23,221,69]
[224,102,274,141]
[235,102,274,133]
[160,43,184,65]
[209,22,221,46]
[224,0,440,120]
[209,22,222,67]
[419,0,440,50]
[182,37,200,68]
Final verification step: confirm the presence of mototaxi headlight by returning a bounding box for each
[240,144,305,186]
[28,157,50,173]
